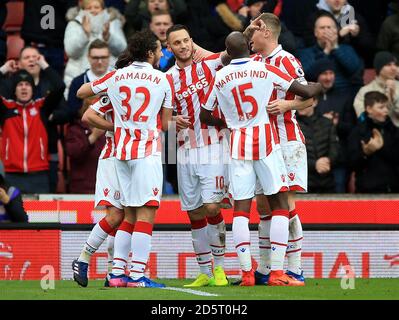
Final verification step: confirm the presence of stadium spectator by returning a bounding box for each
[297,12,363,95]
[0,161,28,223]
[0,47,70,194]
[124,0,187,37]
[309,58,357,192]
[64,0,126,98]
[348,91,399,193]
[201,0,245,52]
[21,0,76,76]
[68,39,113,119]
[0,70,65,194]
[149,10,175,72]
[353,51,399,127]
[0,0,7,66]
[237,0,296,53]
[377,1,399,64]
[65,97,105,194]
[296,101,339,193]
[302,0,375,66]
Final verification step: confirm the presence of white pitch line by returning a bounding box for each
[162,286,219,297]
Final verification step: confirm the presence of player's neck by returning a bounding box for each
[176,58,193,69]
[259,42,279,58]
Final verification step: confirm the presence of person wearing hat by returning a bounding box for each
[310,58,357,192]
[353,51,399,127]
[0,161,28,223]
[0,70,63,194]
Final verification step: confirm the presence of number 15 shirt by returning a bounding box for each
[91,61,174,160]
[203,58,294,161]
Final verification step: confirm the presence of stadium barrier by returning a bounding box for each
[0,196,398,280]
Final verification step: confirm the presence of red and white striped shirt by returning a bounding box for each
[203,58,294,160]
[167,53,224,149]
[90,95,116,160]
[91,62,173,160]
[252,45,306,144]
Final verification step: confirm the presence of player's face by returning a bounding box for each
[318,70,335,90]
[19,48,41,77]
[250,29,267,53]
[147,0,169,15]
[152,40,163,68]
[15,81,33,103]
[379,62,399,80]
[167,29,194,63]
[150,14,173,43]
[366,102,389,123]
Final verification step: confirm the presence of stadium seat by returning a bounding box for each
[6,33,24,60]
[3,1,25,33]
[363,68,376,85]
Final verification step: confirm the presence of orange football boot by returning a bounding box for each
[268,270,305,286]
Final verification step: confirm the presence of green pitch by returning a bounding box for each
[0,279,398,300]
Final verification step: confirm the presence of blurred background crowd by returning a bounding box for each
[0,0,399,196]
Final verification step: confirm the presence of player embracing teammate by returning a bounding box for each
[201,30,321,286]
[75,30,173,288]
[247,13,313,285]
[165,25,232,287]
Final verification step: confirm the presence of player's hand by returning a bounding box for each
[1,60,19,74]
[175,115,191,131]
[267,99,291,115]
[243,14,266,40]
[0,188,10,205]
[315,157,331,174]
[88,127,105,144]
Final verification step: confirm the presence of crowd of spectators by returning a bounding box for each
[0,0,398,195]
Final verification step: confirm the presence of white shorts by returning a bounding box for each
[256,142,307,194]
[95,157,123,210]
[115,155,163,208]
[177,144,226,211]
[231,148,288,200]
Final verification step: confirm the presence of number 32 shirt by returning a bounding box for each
[203,58,294,161]
[91,61,174,160]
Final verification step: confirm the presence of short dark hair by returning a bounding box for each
[364,91,389,109]
[166,24,190,40]
[88,39,109,54]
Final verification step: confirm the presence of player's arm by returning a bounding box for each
[161,107,173,132]
[77,82,95,100]
[287,81,322,100]
[267,97,314,115]
[82,107,113,131]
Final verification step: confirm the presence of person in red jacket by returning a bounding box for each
[0,70,62,194]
